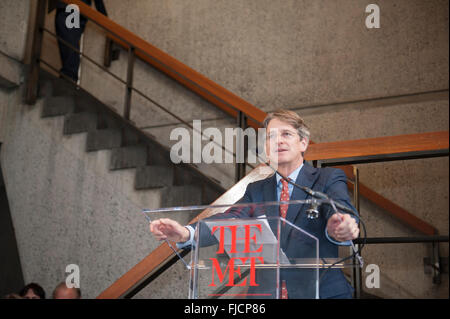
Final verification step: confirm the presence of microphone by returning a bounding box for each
[292,180,356,216]
[305,199,320,219]
[276,171,326,219]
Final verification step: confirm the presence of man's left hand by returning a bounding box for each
[327,213,359,242]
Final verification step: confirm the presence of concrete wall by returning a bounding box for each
[1,0,448,298]
[0,0,32,141]
[0,0,30,90]
[96,0,448,109]
[0,0,30,62]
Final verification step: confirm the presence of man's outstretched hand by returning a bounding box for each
[149,218,190,243]
[326,213,359,242]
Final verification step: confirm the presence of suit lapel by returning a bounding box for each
[262,174,278,218]
[286,163,319,223]
[261,174,280,236]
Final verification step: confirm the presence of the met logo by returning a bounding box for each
[208,224,264,287]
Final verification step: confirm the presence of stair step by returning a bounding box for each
[97,113,122,130]
[110,145,147,170]
[135,165,174,189]
[50,77,77,96]
[42,96,75,117]
[63,112,98,135]
[122,129,141,146]
[161,185,202,208]
[38,79,53,98]
[74,92,105,113]
[147,141,171,166]
[86,129,122,152]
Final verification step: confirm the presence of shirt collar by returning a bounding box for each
[276,162,304,186]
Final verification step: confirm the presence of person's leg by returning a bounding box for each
[55,10,86,81]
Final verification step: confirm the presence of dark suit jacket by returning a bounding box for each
[194,162,357,298]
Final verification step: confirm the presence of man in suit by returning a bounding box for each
[49,0,108,81]
[150,109,359,298]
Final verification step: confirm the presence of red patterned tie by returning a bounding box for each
[280,179,290,299]
[279,179,290,221]
[281,280,288,299]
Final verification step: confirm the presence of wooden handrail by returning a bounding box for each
[97,164,274,299]
[305,131,449,162]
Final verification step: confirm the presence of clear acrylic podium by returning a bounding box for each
[143,200,361,299]
[190,215,319,299]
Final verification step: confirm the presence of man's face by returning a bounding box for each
[265,118,308,168]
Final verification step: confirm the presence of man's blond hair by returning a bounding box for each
[263,109,310,142]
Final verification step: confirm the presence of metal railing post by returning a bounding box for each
[431,241,442,284]
[235,111,248,183]
[352,166,363,298]
[124,46,135,120]
[26,0,46,104]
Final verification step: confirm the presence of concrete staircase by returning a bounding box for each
[39,70,224,218]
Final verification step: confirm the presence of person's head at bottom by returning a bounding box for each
[20,283,46,299]
[52,282,81,299]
